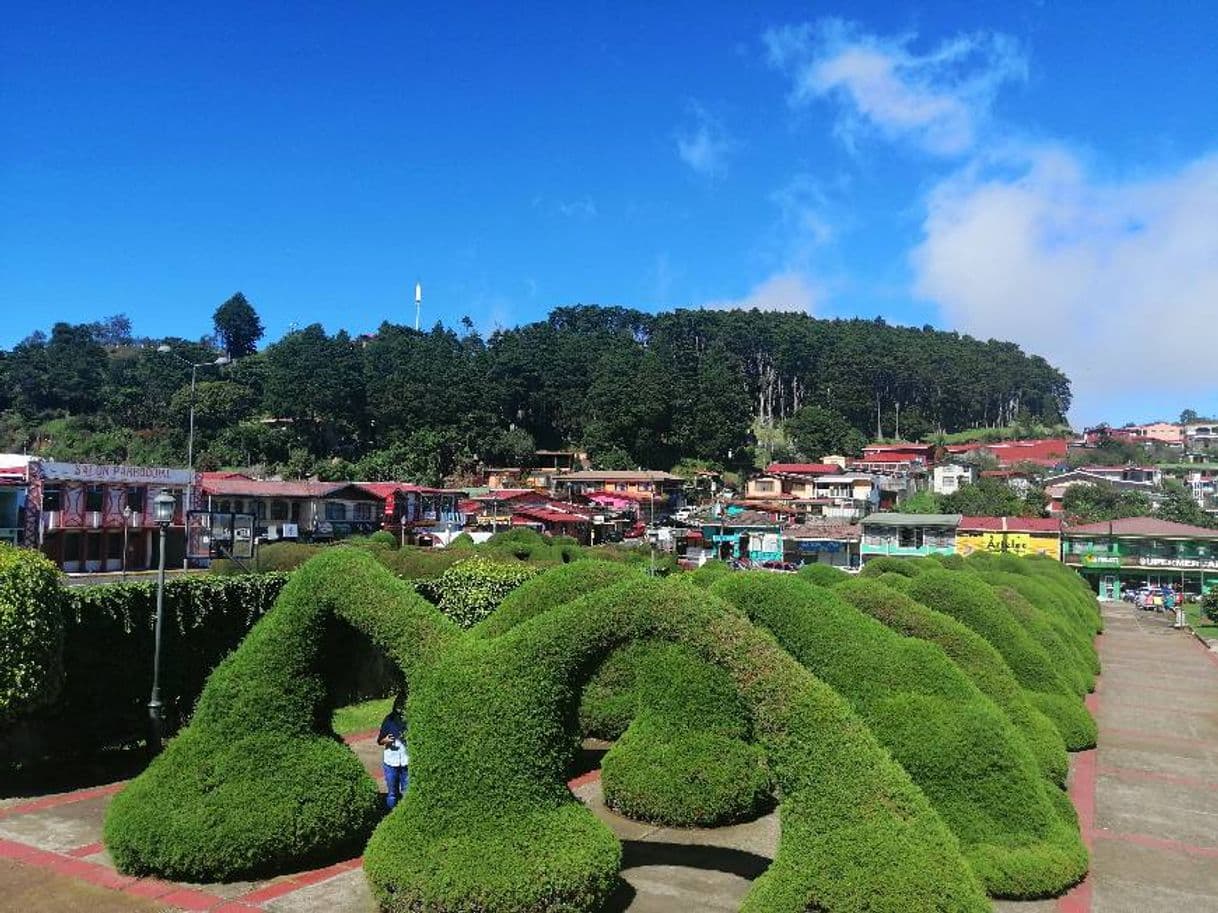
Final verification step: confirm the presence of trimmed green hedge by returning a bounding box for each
[109,550,990,912]
[475,561,636,639]
[906,571,1096,750]
[686,559,733,587]
[796,563,850,586]
[105,549,459,880]
[860,555,936,578]
[835,577,1068,785]
[414,556,539,628]
[0,545,65,722]
[710,573,1086,897]
[2,571,289,760]
[599,642,770,827]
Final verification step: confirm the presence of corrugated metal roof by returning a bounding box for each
[1064,517,1218,539]
[862,513,962,527]
[959,516,1062,533]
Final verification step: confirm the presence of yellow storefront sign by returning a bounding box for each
[956,531,1060,560]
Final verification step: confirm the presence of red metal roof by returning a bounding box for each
[853,452,921,463]
[1064,517,1218,539]
[959,516,1062,533]
[764,463,839,475]
[513,507,588,524]
[945,438,1069,465]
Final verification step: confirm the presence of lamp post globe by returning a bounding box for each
[148,489,176,756]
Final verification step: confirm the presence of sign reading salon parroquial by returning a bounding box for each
[40,461,195,486]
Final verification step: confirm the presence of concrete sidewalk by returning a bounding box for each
[1,600,1216,912]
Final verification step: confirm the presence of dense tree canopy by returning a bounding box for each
[1,304,1072,480]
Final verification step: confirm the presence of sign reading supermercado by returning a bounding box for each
[40,461,195,486]
[1137,556,1218,571]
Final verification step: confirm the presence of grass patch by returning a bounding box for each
[1185,603,1218,643]
[332,697,394,736]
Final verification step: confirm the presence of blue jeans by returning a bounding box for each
[384,764,409,809]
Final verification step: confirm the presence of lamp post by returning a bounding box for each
[148,489,176,756]
[121,504,133,582]
[156,347,231,511]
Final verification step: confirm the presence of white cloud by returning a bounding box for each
[701,271,823,313]
[676,103,735,177]
[764,19,1025,155]
[532,195,597,219]
[911,147,1218,423]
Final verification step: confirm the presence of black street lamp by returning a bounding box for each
[148,488,176,756]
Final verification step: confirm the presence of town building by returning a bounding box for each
[1062,517,1218,598]
[201,473,388,542]
[743,464,879,522]
[944,437,1069,469]
[0,470,27,546]
[556,470,685,517]
[860,513,961,561]
[782,520,861,570]
[851,443,934,474]
[932,463,977,496]
[1083,423,1183,447]
[1041,469,1162,516]
[955,516,1062,560]
[1184,422,1218,456]
[0,455,199,572]
[699,510,784,563]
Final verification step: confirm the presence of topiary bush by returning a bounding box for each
[796,563,850,586]
[599,641,770,827]
[836,577,1068,785]
[0,544,65,723]
[906,571,1096,750]
[367,530,399,549]
[475,560,637,640]
[986,582,1095,693]
[686,559,732,587]
[415,557,539,628]
[859,555,935,578]
[105,549,459,881]
[1203,590,1218,624]
[711,573,1086,897]
[108,551,991,913]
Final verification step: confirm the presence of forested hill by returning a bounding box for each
[0,303,1070,483]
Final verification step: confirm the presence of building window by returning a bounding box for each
[325,501,347,521]
[127,487,146,513]
[107,534,123,560]
[290,501,302,522]
[615,483,628,492]
[898,527,925,549]
[255,501,267,520]
[271,500,289,521]
[85,485,104,513]
[85,533,102,561]
[42,488,62,511]
[353,502,374,522]
[755,480,775,493]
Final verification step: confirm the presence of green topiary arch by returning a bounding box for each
[105,550,993,912]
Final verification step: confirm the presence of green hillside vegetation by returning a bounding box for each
[710,573,1086,897]
[2,304,1070,480]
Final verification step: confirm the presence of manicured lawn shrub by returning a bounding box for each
[2,571,289,763]
[479,527,585,565]
[475,560,636,639]
[371,544,467,579]
[105,549,460,880]
[0,545,64,722]
[414,556,539,628]
[367,530,399,549]
[796,563,850,586]
[599,641,770,826]
[686,559,732,587]
[368,575,988,913]
[835,578,1068,785]
[874,570,914,592]
[711,573,1086,897]
[986,581,1095,692]
[906,571,1096,750]
[111,550,990,912]
[859,555,935,578]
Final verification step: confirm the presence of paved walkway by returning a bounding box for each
[1,600,1216,912]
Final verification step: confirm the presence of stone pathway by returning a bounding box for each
[2,600,1216,912]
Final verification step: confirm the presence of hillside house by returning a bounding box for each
[932,463,977,496]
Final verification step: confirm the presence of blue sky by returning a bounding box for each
[3,1,1216,425]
